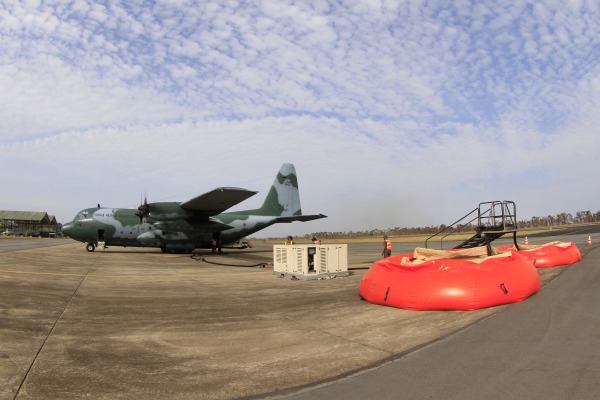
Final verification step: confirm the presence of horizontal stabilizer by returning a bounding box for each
[180,187,257,216]
[208,219,235,232]
[275,214,327,223]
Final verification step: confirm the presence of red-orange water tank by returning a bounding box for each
[359,250,540,311]
[496,242,581,268]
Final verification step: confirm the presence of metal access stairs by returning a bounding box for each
[425,201,520,256]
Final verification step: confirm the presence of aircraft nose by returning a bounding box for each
[61,223,73,238]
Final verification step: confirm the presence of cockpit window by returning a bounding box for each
[76,210,90,220]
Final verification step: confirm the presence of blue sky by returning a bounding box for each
[1,0,599,237]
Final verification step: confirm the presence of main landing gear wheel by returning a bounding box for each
[86,243,96,252]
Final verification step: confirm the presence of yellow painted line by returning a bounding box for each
[0,268,272,279]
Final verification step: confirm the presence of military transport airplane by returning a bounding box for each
[61,163,326,252]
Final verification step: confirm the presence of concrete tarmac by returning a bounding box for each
[0,231,596,400]
[283,236,600,400]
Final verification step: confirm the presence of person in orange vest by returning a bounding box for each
[311,236,321,245]
[211,238,217,254]
[382,235,392,258]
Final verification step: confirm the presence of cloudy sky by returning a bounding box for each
[1,0,599,238]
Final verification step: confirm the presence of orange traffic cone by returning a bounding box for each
[588,236,592,245]
[524,236,529,245]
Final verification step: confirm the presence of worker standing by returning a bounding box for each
[311,236,321,245]
[382,235,392,258]
[285,236,295,245]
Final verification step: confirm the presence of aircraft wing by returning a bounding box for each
[275,214,328,223]
[180,187,258,216]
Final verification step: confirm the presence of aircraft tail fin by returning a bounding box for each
[246,163,326,222]
[256,163,302,217]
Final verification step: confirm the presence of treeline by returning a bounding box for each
[290,210,600,240]
[519,211,600,228]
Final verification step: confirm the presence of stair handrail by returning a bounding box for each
[477,201,517,231]
[425,201,517,250]
[439,213,481,247]
[425,207,482,249]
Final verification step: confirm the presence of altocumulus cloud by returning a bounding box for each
[1,0,599,236]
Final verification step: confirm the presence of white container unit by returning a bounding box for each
[273,244,349,280]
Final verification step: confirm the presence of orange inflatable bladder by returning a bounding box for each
[496,241,582,268]
[359,250,540,311]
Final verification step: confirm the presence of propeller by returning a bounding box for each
[135,191,150,223]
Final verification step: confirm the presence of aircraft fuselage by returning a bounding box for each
[61,206,277,252]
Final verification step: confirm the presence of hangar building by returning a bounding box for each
[0,210,59,237]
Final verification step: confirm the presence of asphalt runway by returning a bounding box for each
[0,238,70,252]
[0,228,597,400]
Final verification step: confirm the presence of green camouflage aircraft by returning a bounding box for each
[61,163,326,252]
